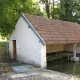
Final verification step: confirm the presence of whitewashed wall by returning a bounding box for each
[9,16,46,68]
[41,44,46,68]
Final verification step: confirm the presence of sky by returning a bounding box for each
[32,0,39,2]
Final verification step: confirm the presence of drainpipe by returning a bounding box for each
[70,43,79,61]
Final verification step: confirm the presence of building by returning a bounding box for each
[9,13,80,68]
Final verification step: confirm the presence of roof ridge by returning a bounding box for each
[24,13,78,24]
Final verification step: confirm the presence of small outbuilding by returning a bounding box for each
[9,13,80,68]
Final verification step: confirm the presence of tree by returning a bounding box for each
[51,0,60,19]
[40,0,60,19]
[32,1,44,16]
[60,0,80,22]
[40,0,50,18]
[0,0,43,38]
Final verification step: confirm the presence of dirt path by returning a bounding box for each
[0,68,80,80]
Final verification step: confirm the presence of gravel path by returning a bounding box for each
[11,75,52,80]
[0,68,79,80]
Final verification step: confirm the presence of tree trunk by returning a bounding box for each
[52,0,54,19]
[46,0,50,18]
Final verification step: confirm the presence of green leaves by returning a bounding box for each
[0,0,43,37]
[60,0,80,22]
[0,0,80,38]
[40,0,80,23]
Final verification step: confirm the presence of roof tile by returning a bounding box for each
[24,14,80,44]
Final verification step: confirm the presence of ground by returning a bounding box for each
[0,68,80,80]
[0,42,80,80]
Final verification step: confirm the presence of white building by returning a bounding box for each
[9,13,80,68]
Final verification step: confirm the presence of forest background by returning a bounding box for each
[0,0,80,38]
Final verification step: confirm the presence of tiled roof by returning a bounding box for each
[24,14,80,44]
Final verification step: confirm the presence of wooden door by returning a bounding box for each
[13,40,16,59]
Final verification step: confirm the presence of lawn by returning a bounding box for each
[0,41,7,57]
[0,41,7,47]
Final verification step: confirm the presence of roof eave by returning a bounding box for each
[21,12,46,45]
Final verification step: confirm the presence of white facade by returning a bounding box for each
[9,16,46,68]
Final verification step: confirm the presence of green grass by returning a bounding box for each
[0,41,7,47]
[47,55,67,62]
[11,62,26,67]
[0,41,7,57]
[47,56,61,62]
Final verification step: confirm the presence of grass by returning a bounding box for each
[47,56,61,61]
[10,61,26,67]
[0,41,7,56]
[47,55,67,62]
[0,41,7,47]
[0,41,8,63]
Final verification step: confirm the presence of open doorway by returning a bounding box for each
[13,40,16,59]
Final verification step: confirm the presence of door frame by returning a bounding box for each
[13,40,16,59]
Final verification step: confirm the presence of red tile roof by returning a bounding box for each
[24,14,80,44]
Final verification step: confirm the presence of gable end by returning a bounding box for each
[21,13,46,45]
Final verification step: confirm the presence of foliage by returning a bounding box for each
[0,42,7,47]
[0,42,7,57]
[40,0,50,18]
[47,55,67,62]
[0,0,43,37]
[60,0,80,22]
[40,0,60,19]
[1,63,7,70]
[40,0,80,23]
[32,1,44,16]
[0,0,80,37]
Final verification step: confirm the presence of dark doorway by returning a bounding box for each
[13,40,16,59]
